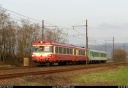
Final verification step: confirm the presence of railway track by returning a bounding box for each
[0,66,39,70]
[0,62,127,80]
[0,62,110,70]
[0,61,114,70]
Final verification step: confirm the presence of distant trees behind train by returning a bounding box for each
[111,49,127,62]
[0,6,68,65]
[0,5,128,65]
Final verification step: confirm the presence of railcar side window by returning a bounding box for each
[82,51,85,55]
[59,47,62,54]
[63,48,66,54]
[55,46,58,53]
[92,52,94,57]
[44,46,53,52]
[78,50,85,55]
[78,50,81,55]
[101,53,106,57]
[74,49,76,55]
[70,48,73,54]
[93,52,99,57]
[67,48,69,54]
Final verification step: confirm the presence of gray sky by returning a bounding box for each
[1,0,128,45]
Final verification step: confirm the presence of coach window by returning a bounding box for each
[80,50,83,55]
[81,50,83,55]
[101,53,103,57]
[74,49,76,55]
[82,51,85,55]
[70,48,72,55]
[78,50,80,55]
[93,52,95,56]
[95,52,99,57]
[104,54,106,57]
[79,50,81,55]
[67,48,69,54]
[81,50,84,55]
[96,52,98,57]
[55,46,58,54]
[102,53,104,57]
[102,53,106,57]
[63,48,66,54]
[59,47,62,54]
[104,53,106,57]
[94,52,97,57]
[92,52,94,57]
[50,46,53,52]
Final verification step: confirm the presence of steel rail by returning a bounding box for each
[0,62,127,80]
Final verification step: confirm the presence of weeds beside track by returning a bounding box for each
[0,62,127,80]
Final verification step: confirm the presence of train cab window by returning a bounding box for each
[32,46,53,52]
[59,47,62,54]
[37,46,44,51]
[44,46,53,52]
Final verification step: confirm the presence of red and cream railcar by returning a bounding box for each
[32,40,87,65]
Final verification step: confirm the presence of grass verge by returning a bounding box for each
[72,65,128,86]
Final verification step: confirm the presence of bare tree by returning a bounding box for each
[0,6,68,65]
[45,28,68,43]
[16,19,41,63]
[112,49,127,62]
[0,6,11,62]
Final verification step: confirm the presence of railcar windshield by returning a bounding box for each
[32,46,53,52]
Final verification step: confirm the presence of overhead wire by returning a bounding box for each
[2,7,95,46]
[3,7,42,23]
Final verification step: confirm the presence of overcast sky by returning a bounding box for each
[1,0,128,45]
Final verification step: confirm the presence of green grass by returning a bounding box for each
[19,82,42,86]
[72,65,128,86]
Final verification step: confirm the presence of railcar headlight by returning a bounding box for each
[47,54,52,57]
[40,41,43,43]
[32,54,35,57]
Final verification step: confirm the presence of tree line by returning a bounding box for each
[0,6,68,65]
[0,6,127,65]
[112,49,127,62]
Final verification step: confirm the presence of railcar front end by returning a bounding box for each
[32,44,54,64]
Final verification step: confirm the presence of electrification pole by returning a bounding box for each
[42,20,44,40]
[105,41,106,52]
[86,20,88,66]
[113,36,114,60]
[105,37,114,61]
[124,43,125,51]
[72,19,88,66]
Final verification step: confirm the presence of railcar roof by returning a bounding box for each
[89,49,106,53]
[32,40,106,53]
[32,40,75,48]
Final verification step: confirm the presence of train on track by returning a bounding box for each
[32,40,107,65]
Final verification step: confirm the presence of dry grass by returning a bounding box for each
[0,64,127,86]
